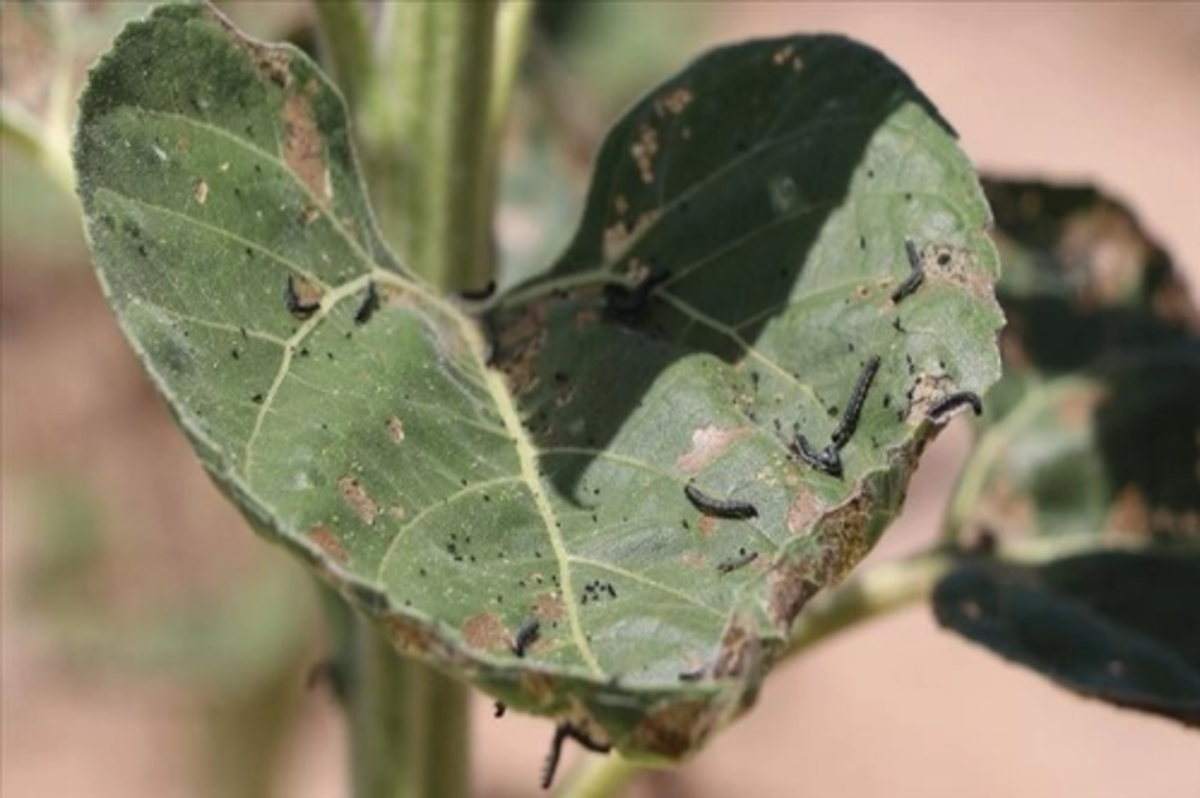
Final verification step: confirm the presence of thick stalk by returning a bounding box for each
[350,2,500,292]
[314,4,514,797]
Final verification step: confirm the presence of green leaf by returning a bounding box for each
[933,551,1200,727]
[934,179,1200,727]
[946,180,1200,544]
[75,5,1002,757]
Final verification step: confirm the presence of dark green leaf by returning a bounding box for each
[944,180,1200,545]
[934,551,1200,727]
[75,5,1002,756]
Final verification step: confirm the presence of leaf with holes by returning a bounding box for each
[75,4,1003,757]
[946,180,1200,544]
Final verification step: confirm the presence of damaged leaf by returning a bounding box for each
[934,551,1200,727]
[75,5,1002,757]
[934,179,1200,727]
[947,180,1200,545]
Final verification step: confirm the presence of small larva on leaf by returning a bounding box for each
[927,391,983,421]
[683,482,758,519]
[831,355,880,449]
[891,239,924,303]
[353,281,379,325]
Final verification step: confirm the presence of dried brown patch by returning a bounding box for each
[603,209,661,261]
[388,504,406,521]
[306,525,348,564]
[1057,204,1152,308]
[696,516,718,538]
[711,615,764,680]
[386,415,405,443]
[655,86,694,116]
[192,179,208,205]
[495,303,549,397]
[767,559,821,632]
[381,614,434,655]
[300,205,320,226]
[972,474,1037,538]
[282,80,330,203]
[921,242,994,301]
[628,697,710,759]
[631,124,659,185]
[812,492,874,585]
[1150,507,1200,539]
[338,476,378,525]
[786,487,822,535]
[534,591,565,621]
[904,371,957,424]
[1056,383,1106,428]
[1104,486,1150,537]
[676,424,752,473]
[462,611,509,652]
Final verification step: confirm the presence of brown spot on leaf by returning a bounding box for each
[696,516,718,538]
[534,591,565,621]
[193,179,208,205]
[462,612,509,652]
[656,86,694,116]
[711,615,764,680]
[786,488,822,534]
[306,526,348,564]
[904,372,957,424]
[631,124,659,184]
[338,476,378,525]
[386,415,405,443]
[381,614,434,655]
[628,697,711,759]
[768,559,821,633]
[282,81,330,203]
[677,424,751,473]
[300,205,320,225]
[388,505,406,521]
[921,242,994,301]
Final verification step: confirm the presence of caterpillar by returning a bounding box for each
[684,482,758,519]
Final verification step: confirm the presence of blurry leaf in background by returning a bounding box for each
[74,5,1002,757]
[934,179,1200,727]
[945,179,1200,545]
[934,551,1200,727]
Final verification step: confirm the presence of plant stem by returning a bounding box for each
[313,4,517,796]
[783,548,955,655]
[1,95,75,198]
[312,0,373,112]
[558,753,647,798]
[347,1,501,292]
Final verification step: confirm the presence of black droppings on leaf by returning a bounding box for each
[717,548,759,575]
[683,482,759,519]
[251,393,264,404]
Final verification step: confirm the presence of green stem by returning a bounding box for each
[350,1,500,292]
[783,548,954,655]
[558,753,647,798]
[313,4,511,796]
[312,0,374,112]
[1,95,75,198]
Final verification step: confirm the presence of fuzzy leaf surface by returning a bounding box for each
[75,5,1002,756]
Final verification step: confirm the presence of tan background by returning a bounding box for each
[3,3,1199,797]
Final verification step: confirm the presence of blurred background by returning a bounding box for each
[3,3,1199,796]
